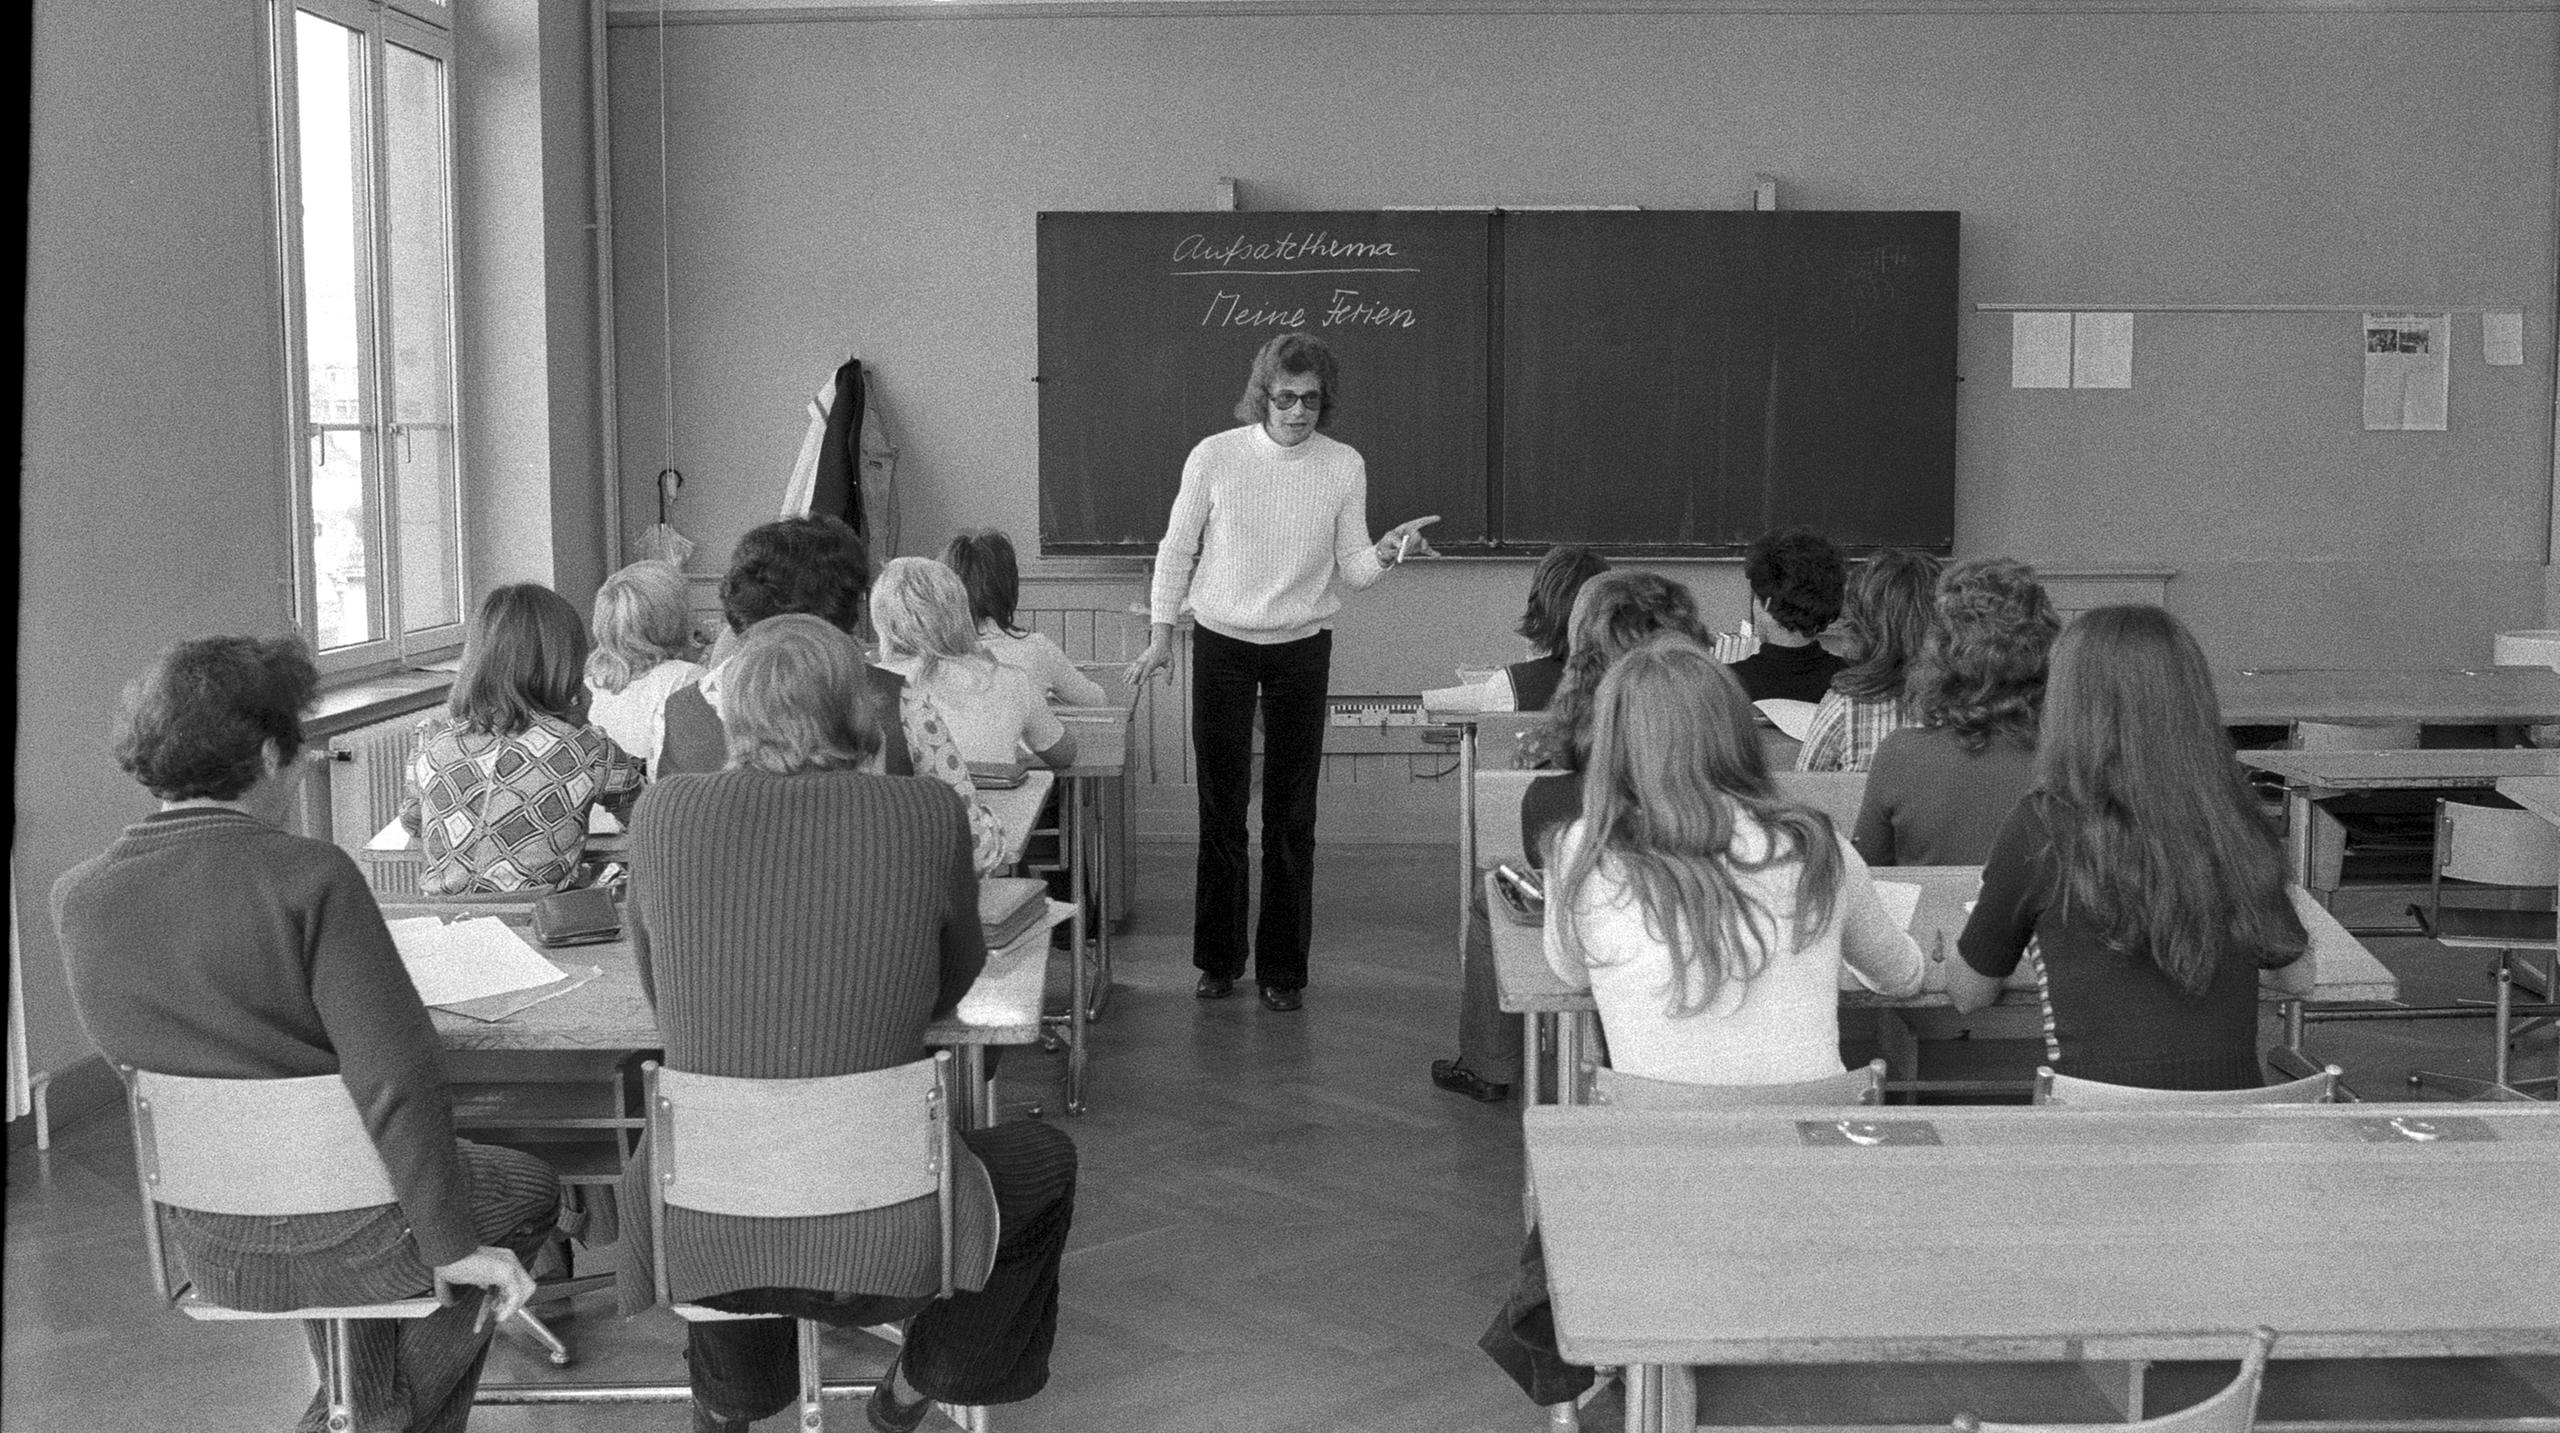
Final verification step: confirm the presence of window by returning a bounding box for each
[270,0,462,669]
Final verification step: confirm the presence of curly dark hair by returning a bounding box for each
[1742,527,1847,639]
[1831,549,1944,702]
[1231,332,1341,430]
[114,634,320,801]
[1514,545,1612,663]
[721,515,871,634]
[1908,557,2060,752]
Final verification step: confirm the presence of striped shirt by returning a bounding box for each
[1148,424,1388,644]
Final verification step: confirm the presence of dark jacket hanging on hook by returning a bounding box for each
[810,356,868,543]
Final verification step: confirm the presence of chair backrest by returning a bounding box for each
[1593,1058,1885,1109]
[2033,1066,2339,1106]
[644,1052,957,1304]
[2292,721,2419,752]
[1476,768,1540,871]
[2438,800,2560,890]
[123,1067,407,1305]
[1955,1326,2276,1432]
[1773,771,1869,831]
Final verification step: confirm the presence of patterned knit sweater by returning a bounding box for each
[1148,424,1389,644]
[618,768,998,1311]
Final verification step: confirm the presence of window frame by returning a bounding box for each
[268,0,467,677]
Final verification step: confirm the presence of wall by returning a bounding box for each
[19,0,300,1096]
[605,4,2559,679]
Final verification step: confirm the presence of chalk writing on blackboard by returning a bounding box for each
[1171,231,1419,271]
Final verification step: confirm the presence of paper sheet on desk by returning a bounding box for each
[1753,699,1818,742]
[1871,881,1924,933]
[955,901,1076,1025]
[436,964,603,1023]
[387,916,571,1007]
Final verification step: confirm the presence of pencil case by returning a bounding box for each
[530,886,623,947]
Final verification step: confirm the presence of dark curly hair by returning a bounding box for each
[1521,571,1717,770]
[943,528,1024,636]
[1908,557,2060,752]
[114,634,320,801]
[1831,549,1944,702]
[1743,527,1846,639]
[721,514,871,634]
[1515,545,1612,664]
[1232,332,1340,430]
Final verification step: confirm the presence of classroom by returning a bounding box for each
[13,0,2560,1430]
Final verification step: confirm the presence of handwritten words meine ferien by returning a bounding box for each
[1173,230,1422,331]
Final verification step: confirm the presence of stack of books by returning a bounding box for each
[979,876,1050,948]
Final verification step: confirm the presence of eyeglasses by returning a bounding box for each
[1268,391,1323,411]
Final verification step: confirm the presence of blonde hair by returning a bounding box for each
[720,615,879,775]
[869,557,987,684]
[585,560,695,693]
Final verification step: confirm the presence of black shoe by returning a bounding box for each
[1195,973,1236,1000]
[867,1351,932,1433]
[1257,985,1303,1012]
[1431,1058,1511,1103]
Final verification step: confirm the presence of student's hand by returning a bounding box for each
[434,1247,537,1331]
[1124,636,1175,689]
[1378,515,1442,565]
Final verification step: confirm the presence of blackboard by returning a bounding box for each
[1036,211,1491,554]
[1036,210,1957,555]
[1499,212,1958,553]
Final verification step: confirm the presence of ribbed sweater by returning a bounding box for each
[619,768,998,1312]
[50,808,475,1268]
[1148,424,1389,644]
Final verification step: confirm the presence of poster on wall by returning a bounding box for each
[2362,313,2449,431]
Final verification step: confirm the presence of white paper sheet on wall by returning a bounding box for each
[2362,313,2449,431]
[2011,312,2073,388]
[2072,312,2133,388]
[2484,310,2525,367]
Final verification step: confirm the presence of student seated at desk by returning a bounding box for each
[1795,548,1940,773]
[620,615,1077,1433]
[1481,636,1924,1409]
[404,584,644,895]
[55,634,552,1433]
[1852,557,2059,866]
[1432,570,1715,1103]
[1421,544,1612,713]
[658,515,1009,876]
[583,558,704,775]
[1723,526,1847,704]
[872,556,1076,771]
[1950,605,2312,1090]
[944,529,1109,707]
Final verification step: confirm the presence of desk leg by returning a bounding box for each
[1623,1363,1667,1433]
[1525,1013,1547,1105]
[1558,1013,1588,1106]
[2266,998,2317,1082]
[1459,724,1478,973]
[1065,775,1090,1115]
[957,1047,992,1131]
[1085,773,1115,1023]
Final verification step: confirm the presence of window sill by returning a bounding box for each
[309,668,454,740]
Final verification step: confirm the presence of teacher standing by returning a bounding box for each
[1127,332,1439,1012]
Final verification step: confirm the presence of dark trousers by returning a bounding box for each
[294,1142,560,1433]
[1479,1225,1594,1407]
[685,1121,1079,1421]
[1191,625,1331,990]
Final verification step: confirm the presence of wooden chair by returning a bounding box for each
[1772,770,1870,831]
[123,1066,448,1433]
[2033,1066,2341,1106]
[2406,799,2559,1100]
[643,1051,986,1433]
[1592,1058,1886,1109]
[1954,1327,2277,1432]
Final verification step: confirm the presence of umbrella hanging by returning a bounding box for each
[641,467,695,569]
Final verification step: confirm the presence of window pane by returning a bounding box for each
[312,429,378,650]
[383,41,460,634]
[295,13,382,650]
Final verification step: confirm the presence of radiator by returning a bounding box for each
[328,714,425,897]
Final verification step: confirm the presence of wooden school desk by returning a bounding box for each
[1488,868,2395,1103]
[1523,1103,2560,1433]
[2238,748,2560,892]
[2217,666,2560,731]
[1425,700,1547,977]
[2498,774,2560,829]
[408,903,1059,1131]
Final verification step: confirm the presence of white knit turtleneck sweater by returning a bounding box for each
[1148,423,1389,644]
